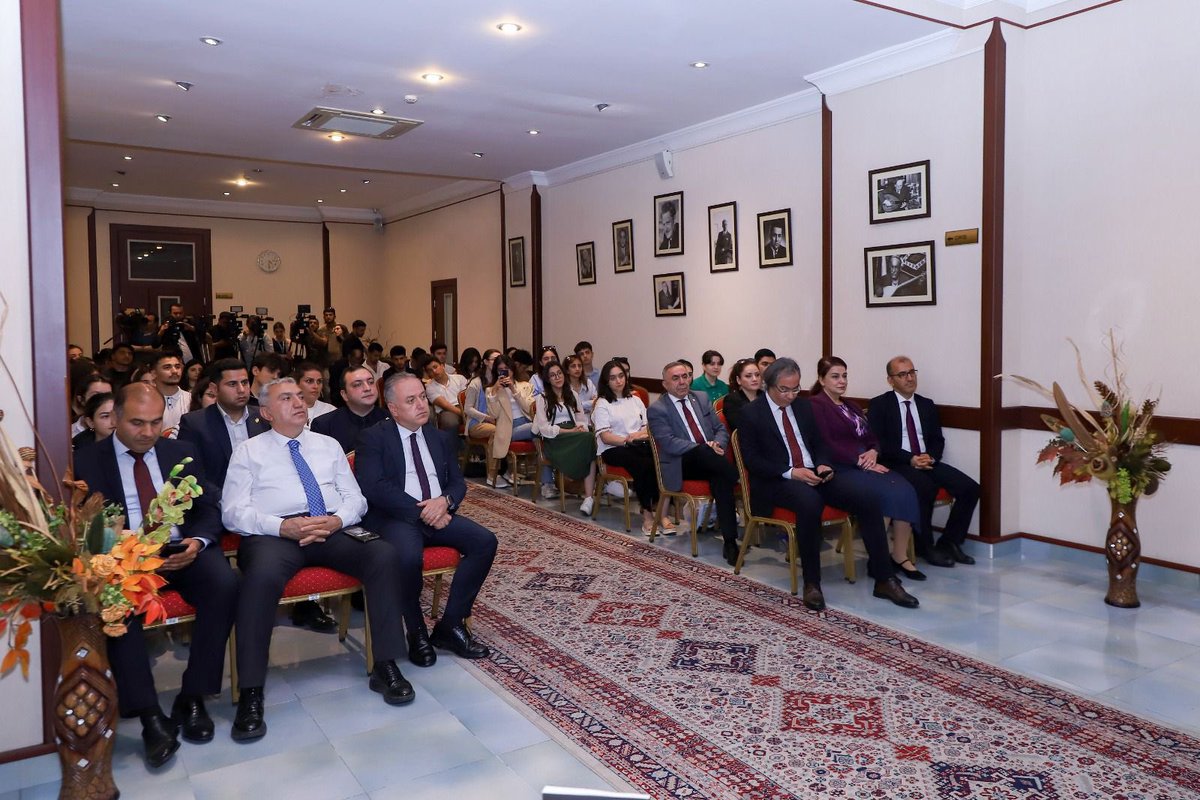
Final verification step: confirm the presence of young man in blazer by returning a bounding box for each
[647,360,740,565]
[867,356,979,566]
[73,383,238,768]
[355,372,498,667]
[736,358,918,611]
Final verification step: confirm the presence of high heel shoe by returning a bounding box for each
[892,558,927,581]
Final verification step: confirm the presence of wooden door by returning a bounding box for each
[110,224,212,339]
[431,278,458,359]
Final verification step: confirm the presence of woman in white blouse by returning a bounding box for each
[563,354,597,415]
[485,353,536,488]
[592,360,674,534]
[533,361,597,513]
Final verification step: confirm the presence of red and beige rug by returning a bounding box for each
[459,486,1200,800]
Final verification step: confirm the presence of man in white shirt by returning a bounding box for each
[153,351,189,438]
[221,378,413,742]
[295,361,336,423]
[420,353,468,431]
[364,342,389,383]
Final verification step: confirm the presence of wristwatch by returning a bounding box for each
[444,495,459,515]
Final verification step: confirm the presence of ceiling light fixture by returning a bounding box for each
[327,132,345,142]
[370,107,386,116]
[200,36,222,46]
[316,199,324,203]
[223,192,230,196]
[235,177,249,187]
[595,103,610,112]
[421,73,444,83]
[690,61,709,68]
[497,22,522,33]
[155,114,171,123]
[472,152,484,158]
[175,81,193,91]
[527,129,540,135]
[361,179,371,184]
[123,155,133,160]
[111,183,119,188]
[404,95,418,104]
[339,188,347,193]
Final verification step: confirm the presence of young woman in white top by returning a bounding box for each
[464,348,503,484]
[592,360,674,534]
[533,361,597,512]
[563,354,597,415]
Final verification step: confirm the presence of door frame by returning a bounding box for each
[109,223,212,328]
[430,278,459,358]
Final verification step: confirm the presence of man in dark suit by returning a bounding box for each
[736,358,918,611]
[647,361,740,565]
[868,356,979,566]
[356,372,497,667]
[763,222,788,260]
[714,220,733,264]
[657,200,680,251]
[73,383,238,767]
[311,365,389,453]
[657,279,681,310]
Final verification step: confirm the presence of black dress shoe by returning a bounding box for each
[873,577,920,608]
[291,600,337,633]
[802,583,826,611]
[939,540,976,565]
[407,629,437,668]
[140,710,180,768]
[723,540,740,567]
[231,687,267,742]
[921,547,956,568]
[892,558,927,581]
[171,694,214,743]
[430,622,491,659]
[369,660,416,705]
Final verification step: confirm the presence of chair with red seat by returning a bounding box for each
[593,456,633,531]
[457,389,491,472]
[630,384,650,408]
[647,435,711,557]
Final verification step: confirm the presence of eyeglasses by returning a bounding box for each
[611,356,628,362]
[774,384,802,395]
[889,369,918,379]
[540,345,557,353]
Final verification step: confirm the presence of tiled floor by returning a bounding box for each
[4,485,1198,798]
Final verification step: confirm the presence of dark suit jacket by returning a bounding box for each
[311,405,389,453]
[355,420,466,528]
[177,404,270,488]
[735,394,833,516]
[72,436,222,545]
[867,391,946,466]
[647,391,728,491]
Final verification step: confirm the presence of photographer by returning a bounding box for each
[288,308,319,360]
[159,303,204,365]
[238,314,270,370]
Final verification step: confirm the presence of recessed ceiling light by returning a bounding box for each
[595,103,610,112]
[527,129,540,135]
[497,22,522,33]
[123,154,133,160]
[175,81,193,91]
[235,177,249,187]
[421,73,444,83]
[200,36,222,46]
[370,107,386,116]
[156,245,163,250]
[339,188,347,193]
[472,152,484,158]
[690,61,709,68]
[223,192,230,196]
[327,132,345,142]
[361,179,371,184]
[111,183,119,188]
[155,114,171,123]
[316,199,324,203]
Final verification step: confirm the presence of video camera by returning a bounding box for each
[290,304,317,345]
[115,308,150,330]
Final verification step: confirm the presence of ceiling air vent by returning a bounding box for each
[292,107,423,140]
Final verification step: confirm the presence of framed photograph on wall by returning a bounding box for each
[653,272,686,317]
[869,160,930,224]
[864,241,936,307]
[508,236,526,287]
[757,208,793,268]
[576,241,597,285]
[653,191,684,256]
[708,201,738,272]
[612,219,634,273]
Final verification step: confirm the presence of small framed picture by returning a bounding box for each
[576,241,596,285]
[708,202,738,273]
[653,272,686,316]
[508,236,526,287]
[653,191,684,256]
[757,209,793,268]
[869,160,930,224]
[612,219,634,273]
[864,241,936,307]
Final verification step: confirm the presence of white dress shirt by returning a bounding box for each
[112,437,182,542]
[426,374,468,410]
[306,399,336,426]
[572,379,597,414]
[670,395,705,443]
[894,391,927,453]
[592,396,647,455]
[770,400,815,475]
[218,404,251,451]
[395,424,444,502]
[221,428,365,536]
[161,388,189,437]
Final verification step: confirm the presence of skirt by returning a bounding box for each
[541,429,595,481]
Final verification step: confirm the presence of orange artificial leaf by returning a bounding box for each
[0,619,6,636]
[1,648,18,676]
[14,620,31,649]
[142,599,165,626]
[17,649,29,679]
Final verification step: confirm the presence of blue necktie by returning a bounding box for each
[288,439,328,516]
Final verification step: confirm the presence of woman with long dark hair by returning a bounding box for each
[563,354,597,415]
[534,361,597,512]
[485,352,536,488]
[721,358,762,433]
[465,348,502,481]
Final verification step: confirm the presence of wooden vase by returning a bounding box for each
[1104,498,1141,608]
[52,614,119,800]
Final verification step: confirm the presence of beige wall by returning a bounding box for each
[327,222,386,340]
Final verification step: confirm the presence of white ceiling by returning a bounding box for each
[61,1,959,213]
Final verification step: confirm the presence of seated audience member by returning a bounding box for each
[178,358,270,489]
[737,358,918,610]
[868,356,979,567]
[574,341,600,388]
[356,372,497,665]
[420,353,468,431]
[365,342,388,382]
[249,351,290,408]
[593,360,673,535]
[153,350,189,439]
[71,391,116,450]
[330,343,366,407]
[222,378,413,741]
[612,355,632,378]
[106,343,137,388]
[71,373,113,437]
[130,363,157,386]
[429,341,454,374]
[723,358,762,433]
[189,375,218,412]
[534,361,596,509]
[407,347,427,376]
[183,359,204,391]
[270,320,290,355]
[809,356,927,582]
[294,361,336,423]
[455,347,482,383]
[530,345,559,395]
[564,354,597,415]
[67,343,84,361]
[649,361,741,564]
[464,349,502,481]
[691,350,729,405]
[384,345,408,378]
[311,365,389,453]
[754,348,777,374]
[511,348,536,382]
[485,353,535,487]
[74,384,237,766]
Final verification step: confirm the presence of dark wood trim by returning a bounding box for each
[322,223,331,310]
[820,96,833,357]
[978,21,1006,541]
[966,531,1200,576]
[430,278,460,356]
[500,188,508,351]
[530,186,543,351]
[108,224,213,326]
[1013,405,1200,446]
[0,741,55,766]
[384,187,503,225]
[87,209,99,354]
[845,397,981,431]
[850,0,1125,30]
[68,205,326,227]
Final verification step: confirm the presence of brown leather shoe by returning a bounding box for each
[802,583,826,611]
[873,576,919,608]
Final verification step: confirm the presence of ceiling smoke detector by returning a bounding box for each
[293,107,423,140]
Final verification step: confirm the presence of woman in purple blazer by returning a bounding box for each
[809,356,926,581]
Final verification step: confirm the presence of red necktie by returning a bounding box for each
[678,399,705,444]
[903,400,922,454]
[779,407,807,468]
[130,451,157,519]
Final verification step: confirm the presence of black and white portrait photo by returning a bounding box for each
[612,219,634,273]
[708,201,738,273]
[757,209,793,268]
[653,272,686,316]
[508,236,526,287]
[653,192,684,256]
[576,241,596,285]
[864,241,936,307]
[869,160,930,224]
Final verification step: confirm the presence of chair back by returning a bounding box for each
[730,430,755,515]
[631,384,650,408]
[713,395,725,415]
[456,389,468,435]
[346,451,356,472]
[717,408,731,433]
[648,433,669,495]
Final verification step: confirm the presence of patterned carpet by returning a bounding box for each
[458,485,1200,800]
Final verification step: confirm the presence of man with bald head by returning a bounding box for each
[73,383,237,768]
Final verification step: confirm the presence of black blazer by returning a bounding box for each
[72,436,222,545]
[735,394,834,516]
[355,420,466,528]
[867,392,946,466]
[311,405,390,454]
[177,404,271,488]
